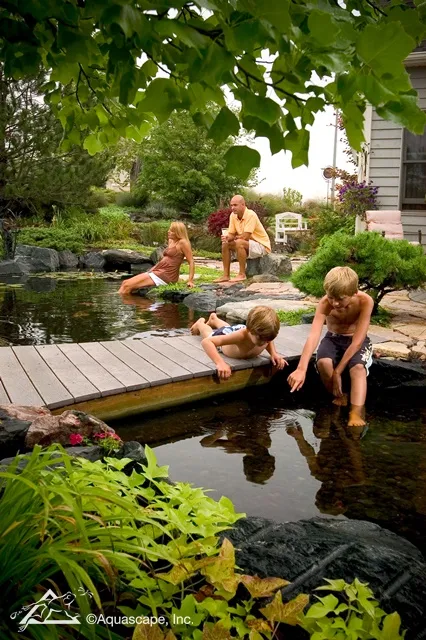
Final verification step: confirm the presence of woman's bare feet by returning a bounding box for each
[214,276,230,283]
[348,405,366,427]
[332,393,348,407]
[190,318,206,335]
[230,274,246,282]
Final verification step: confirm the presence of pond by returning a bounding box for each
[0,274,196,345]
[114,378,426,555]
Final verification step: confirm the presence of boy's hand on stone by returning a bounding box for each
[332,371,343,397]
[272,355,288,370]
[216,362,232,380]
[288,368,305,392]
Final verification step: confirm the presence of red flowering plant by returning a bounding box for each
[69,430,122,454]
[207,207,231,237]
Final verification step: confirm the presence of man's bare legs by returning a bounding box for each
[215,241,233,282]
[232,238,249,281]
[317,358,348,407]
[191,313,230,337]
[215,239,249,282]
[348,364,367,427]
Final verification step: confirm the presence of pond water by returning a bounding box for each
[114,379,426,554]
[0,274,196,345]
[2,273,425,554]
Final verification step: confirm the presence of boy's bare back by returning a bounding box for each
[319,291,373,336]
[218,328,268,359]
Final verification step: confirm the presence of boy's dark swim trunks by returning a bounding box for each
[316,331,373,372]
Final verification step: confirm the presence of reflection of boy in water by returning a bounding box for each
[200,422,275,485]
[286,407,366,515]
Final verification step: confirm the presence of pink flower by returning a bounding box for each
[111,433,121,441]
[69,433,83,446]
[93,432,106,439]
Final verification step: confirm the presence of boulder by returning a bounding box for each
[246,252,292,278]
[225,516,426,634]
[410,344,426,360]
[64,445,103,462]
[15,244,59,272]
[301,312,315,324]
[79,251,105,270]
[58,250,79,270]
[247,274,282,283]
[184,291,217,312]
[25,409,115,448]
[102,249,153,267]
[216,298,313,323]
[130,262,153,274]
[0,405,50,455]
[149,246,166,264]
[0,259,31,275]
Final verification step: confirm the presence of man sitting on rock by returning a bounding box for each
[215,195,271,283]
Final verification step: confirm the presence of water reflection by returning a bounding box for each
[113,385,426,552]
[0,275,196,344]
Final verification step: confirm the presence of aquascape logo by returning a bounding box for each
[10,587,93,632]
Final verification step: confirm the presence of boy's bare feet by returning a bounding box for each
[214,276,230,283]
[206,312,217,327]
[332,393,348,407]
[230,274,246,282]
[190,318,205,335]
[348,405,366,427]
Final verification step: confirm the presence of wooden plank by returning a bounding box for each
[36,344,100,403]
[369,167,401,179]
[371,128,402,140]
[178,334,268,370]
[124,339,193,382]
[370,148,402,158]
[0,347,44,406]
[58,343,125,397]
[102,341,170,386]
[161,336,216,369]
[149,337,212,377]
[79,342,150,391]
[58,365,274,422]
[13,346,73,409]
[0,380,10,404]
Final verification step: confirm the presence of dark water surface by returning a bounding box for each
[0,274,195,345]
[114,381,426,553]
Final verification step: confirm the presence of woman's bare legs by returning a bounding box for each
[118,273,155,295]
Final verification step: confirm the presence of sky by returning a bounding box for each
[251,105,355,202]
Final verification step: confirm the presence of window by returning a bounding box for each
[401,128,426,210]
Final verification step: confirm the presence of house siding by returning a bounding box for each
[368,66,426,245]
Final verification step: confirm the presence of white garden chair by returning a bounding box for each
[275,212,308,244]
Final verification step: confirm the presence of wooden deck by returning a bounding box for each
[0,326,388,420]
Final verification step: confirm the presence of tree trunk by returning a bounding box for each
[0,65,8,196]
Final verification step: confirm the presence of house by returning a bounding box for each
[359,44,426,246]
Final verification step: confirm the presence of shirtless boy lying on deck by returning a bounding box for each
[287,266,374,428]
[191,306,288,380]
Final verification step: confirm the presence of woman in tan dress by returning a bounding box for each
[118,221,195,295]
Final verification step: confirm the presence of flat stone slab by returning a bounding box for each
[373,341,411,360]
[391,322,426,341]
[243,282,302,295]
[216,298,314,323]
[367,324,416,345]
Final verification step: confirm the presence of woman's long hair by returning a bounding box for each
[170,221,190,243]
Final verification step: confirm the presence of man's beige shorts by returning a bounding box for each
[231,240,268,261]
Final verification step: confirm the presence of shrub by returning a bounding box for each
[207,207,231,237]
[143,200,179,220]
[189,200,215,221]
[337,180,379,219]
[305,204,356,244]
[246,200,268,220]
[292,231,426,311]
[133,221,170,246]
[17,227,86,254]
[115,189,149,208]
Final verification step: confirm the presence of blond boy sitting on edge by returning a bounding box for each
[191,306,288,379]
[287,266,374,427]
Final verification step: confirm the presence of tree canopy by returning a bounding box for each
[133,111,245,218]
[1,0,426,179]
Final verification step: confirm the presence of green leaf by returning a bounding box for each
[241,92,281,125]
[308,11,337,46]
[376,95,426,135]
[208,107,240,144]
[142,60,158,78]
[224,146,261,180]
[341,104,365,151]
[357,23,415,76]
[381,612,403,639]
[83,133,103,155]
[285,128,309,168]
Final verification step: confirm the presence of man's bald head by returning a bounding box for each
[230,194,246,218]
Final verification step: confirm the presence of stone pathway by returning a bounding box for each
[409,287,426,304]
